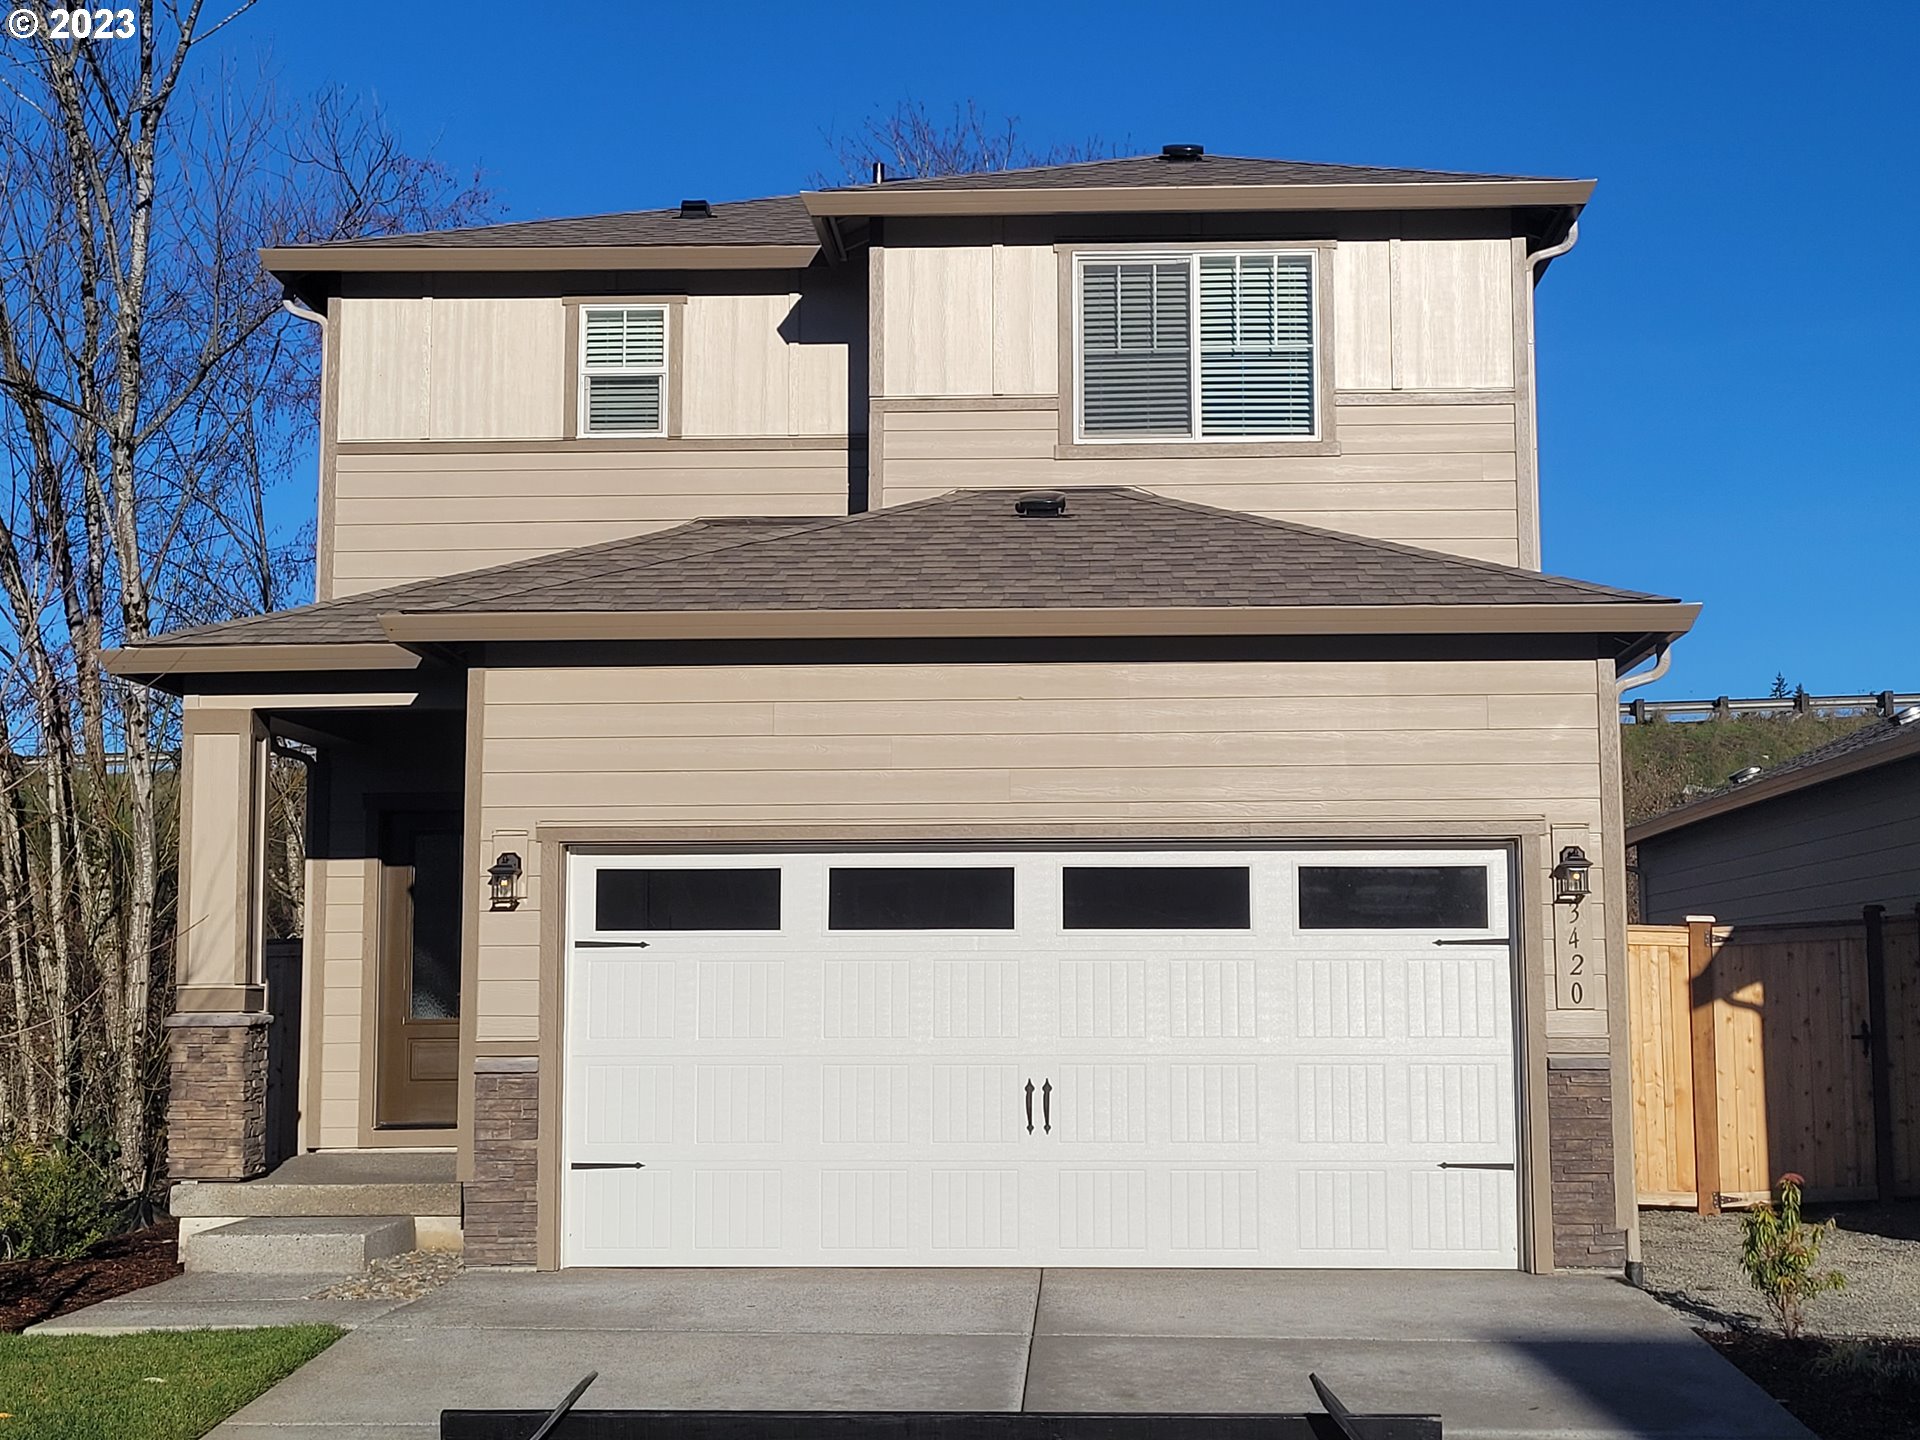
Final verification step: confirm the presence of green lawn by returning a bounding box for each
[0,1326,341,1440]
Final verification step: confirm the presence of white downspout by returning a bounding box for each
[1522,222,1579,569]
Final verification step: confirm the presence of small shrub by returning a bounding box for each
[0,1142,119,1261]
[1814,1339,1920,1392]
[1739,1172,1845,1338]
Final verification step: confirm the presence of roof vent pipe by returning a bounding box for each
[1727,766,1764,786]
[678,199,712,219]
[872,160,886,184]
[1896,706,1920,726]
[1013,490,1068,517]
[1161,143,1205,161]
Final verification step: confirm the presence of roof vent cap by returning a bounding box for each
[1013,490,1069,518]
[1161,143,1205,162]
[678,199,712,219]
[1727,765,1764,786]
[1896,706,1920,726]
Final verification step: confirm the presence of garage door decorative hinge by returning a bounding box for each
[569,1161,647,1170]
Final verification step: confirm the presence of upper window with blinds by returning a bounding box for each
[1075,251,1317,442]
[579,304,668,435]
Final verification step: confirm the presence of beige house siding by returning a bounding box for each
[874,399,1521,564]
[869,236,1530,564]
[309,856,373,1148]
[334,281,857,446]
[327,445,851,596]
[472,657,1614,1049]
[324,276,860,597]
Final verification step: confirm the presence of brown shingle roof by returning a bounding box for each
[270,154,1580,259]
[818,153,1573,193]
[286,195,819,252]
[135,488,1675,652]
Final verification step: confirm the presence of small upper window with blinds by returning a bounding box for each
[579,305,667,435]
[1076,251,1316,441]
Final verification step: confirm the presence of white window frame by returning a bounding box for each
[577,303,669,438]
[1071,248,1320,445]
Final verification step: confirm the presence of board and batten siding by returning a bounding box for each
[334,290,854,444]
[326,284,858,597]
[328,446,849,596]
[876,238,1513,401]
[871,237,1528,565]
[876,401,1521,564]
[471,658,1617,1047]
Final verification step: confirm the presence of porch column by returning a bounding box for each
[165,707,271,1181]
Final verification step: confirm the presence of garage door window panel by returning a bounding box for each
[594,867,782,932]
[828,867,1016,930]
[1297,865,1489,931]
[1062,866,1251,930]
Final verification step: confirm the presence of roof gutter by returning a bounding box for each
[259,243,821,277]
[377,600,1699,646]
[801,178,1595,219]
[104,642,423,683]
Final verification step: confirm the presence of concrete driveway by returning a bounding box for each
[209,1268,1811,1440]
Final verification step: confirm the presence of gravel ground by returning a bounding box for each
[1641,1203,1920,1338]
[306,1249,462,1302]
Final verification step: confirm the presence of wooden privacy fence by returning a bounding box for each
[1628,909,1920,1211]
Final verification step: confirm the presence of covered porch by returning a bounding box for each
[149,658,486,1253]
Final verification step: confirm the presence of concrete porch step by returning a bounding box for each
[171,1151,460,1221]
[183,1215,415,1274]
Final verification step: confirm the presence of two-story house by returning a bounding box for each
[110,149,1697,1276]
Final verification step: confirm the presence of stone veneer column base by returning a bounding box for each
[1548,1057,1627,1269]
[465,1057,540,1265]
[165,1013,269,1182]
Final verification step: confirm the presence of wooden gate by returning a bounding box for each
[1628,914,1919,1209]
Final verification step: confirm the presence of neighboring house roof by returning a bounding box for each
[260,151,1592,279]
[108,488,1694,682]
[1627,710,1920,844]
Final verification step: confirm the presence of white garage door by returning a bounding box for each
[563,848,1518,1268]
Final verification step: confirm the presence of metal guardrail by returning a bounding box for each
[1620,691,1920,723]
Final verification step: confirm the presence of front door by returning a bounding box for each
[375,812,462,1128]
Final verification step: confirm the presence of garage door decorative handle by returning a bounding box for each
[570,1161,647,1170]
[1437,1161,1514,1170]
[1042,1078,1052,1134]
[1025,1079,1035,1133]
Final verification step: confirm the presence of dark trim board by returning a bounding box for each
[440,1412,1440,1440]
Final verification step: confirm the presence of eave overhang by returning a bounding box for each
[377,600,1696,646]
[258,243,821,278]
[103,642,423,684]
[801,178,1596,219]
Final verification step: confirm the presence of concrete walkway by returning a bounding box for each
[63,1268,1813,1440]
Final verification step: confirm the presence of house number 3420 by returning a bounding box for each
[1556,898,1594,1009]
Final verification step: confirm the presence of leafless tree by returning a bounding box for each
[0,3,489,1191]
[821,100,1115,183]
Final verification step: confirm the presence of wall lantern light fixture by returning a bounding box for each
[1551,845,1592,905]
[488,851,524,911]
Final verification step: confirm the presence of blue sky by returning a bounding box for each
[222,1,1916,700]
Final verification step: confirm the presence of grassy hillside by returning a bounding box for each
[1621,711,1876,825]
